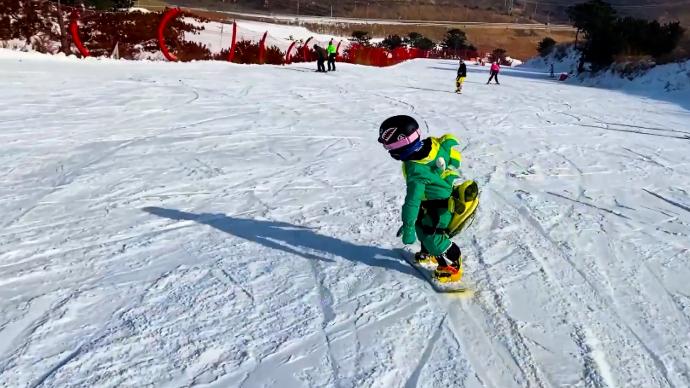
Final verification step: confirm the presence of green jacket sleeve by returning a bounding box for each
[440,134,462,169]
[402,175,426,226]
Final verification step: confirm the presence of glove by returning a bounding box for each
[396,224,417,245]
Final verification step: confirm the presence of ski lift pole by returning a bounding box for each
[219,23,224,52]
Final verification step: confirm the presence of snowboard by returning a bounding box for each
[401,249,468,293]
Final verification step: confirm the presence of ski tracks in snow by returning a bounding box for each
[1,55,690,387]
[466,153,688,387]
[436,71,690,387]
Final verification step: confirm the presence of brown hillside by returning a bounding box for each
[170,0,690,25]
[172,0,537,23]
[300,20,576,59]
[185,7,576,60]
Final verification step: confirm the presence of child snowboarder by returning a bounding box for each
[456,59,467,94]
[487,61,500,84]
[378,115,477,283]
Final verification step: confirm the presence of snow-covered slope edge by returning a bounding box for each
[520,45,690,108]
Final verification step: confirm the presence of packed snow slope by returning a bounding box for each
[1,51,689,388]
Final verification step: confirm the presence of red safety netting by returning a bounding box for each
[339,45,479,67]
[342,45,433,67]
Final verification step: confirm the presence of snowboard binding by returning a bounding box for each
[434,265,463,283]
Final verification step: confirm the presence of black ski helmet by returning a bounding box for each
[378,115,423,160]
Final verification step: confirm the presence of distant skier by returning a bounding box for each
[327,39,337,71]
[486,61,500,84]
[378,115,478,283]
[314,44,327,73]
[550,63,555,78]
[456,59,467,93]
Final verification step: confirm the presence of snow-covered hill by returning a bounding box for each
[1,50,689,387]
[520,45,581,74]
[521,45,690,102]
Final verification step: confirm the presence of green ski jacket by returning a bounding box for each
[401,134,462,227]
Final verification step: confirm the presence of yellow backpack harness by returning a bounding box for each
[402,136,480,237]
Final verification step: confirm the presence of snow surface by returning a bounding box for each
[128,7,152,14]
[1,50,690,388]
[0,39,31,52]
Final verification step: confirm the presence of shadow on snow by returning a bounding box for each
[142,207,423,281]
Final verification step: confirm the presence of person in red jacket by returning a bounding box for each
[487,61,500,85]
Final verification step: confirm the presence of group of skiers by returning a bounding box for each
[455,59,501,93]
[313,39,337,73]
[310,39,504,91]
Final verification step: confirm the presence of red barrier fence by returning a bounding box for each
[258,31,268,64]
[227,21,238,62]
[69,10,90,58]
[344,46,480,66]
[285,41,297,64]
[343,45,433,67]
[157,7,181,61]
[301,37,313,62]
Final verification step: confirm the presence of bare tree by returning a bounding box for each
[55,0,71,54]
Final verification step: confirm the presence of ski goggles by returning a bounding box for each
[383,129,421,151]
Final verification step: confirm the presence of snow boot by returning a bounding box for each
[433,244,463,283]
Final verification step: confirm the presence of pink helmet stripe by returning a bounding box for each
[384,129,421,150]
